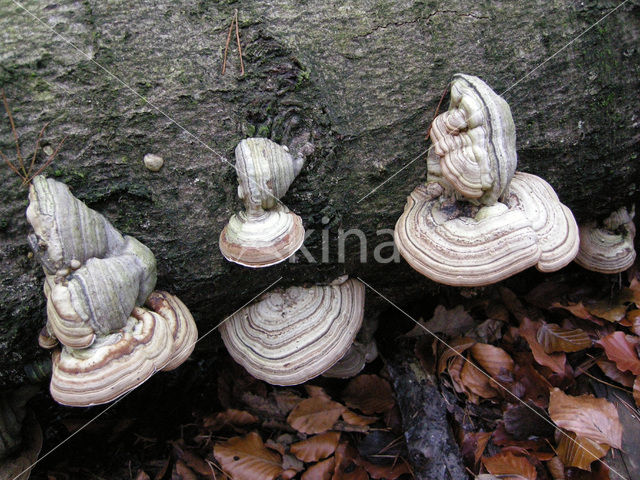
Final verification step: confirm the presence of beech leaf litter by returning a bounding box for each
[35,267,640,480]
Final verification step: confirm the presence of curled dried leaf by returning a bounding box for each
[290,432,340,463]
[460,360,498,400]
[551,302,594,321]
[437,336,476,374]
[555,431,609,471]
[342,375,395,415]
[548,388,622,449]
[301,456,335,480]
[461,431,491,467]
[634,376,640,409]
[628,309,640,335]
[213,432,283,480]
[482,451,537,480]
[521,326,566,374]
[174,459,198,480]
[203,409,259,431]
[595,359,635,387]
[598,331,640,375]
[545,456,565,480]
[470,343,514,378]
[447,355,467,394]
[305,385,332,400]
[287,397,346,435]
[536,323,591,353]
[341,409,378,427]
[404,304,474,338]
[354,456,410,480]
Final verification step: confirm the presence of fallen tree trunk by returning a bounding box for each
[1,0,638,388]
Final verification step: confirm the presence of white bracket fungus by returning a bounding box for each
[220,277,365,385]
[26,176,198,406]
[575,206,636,273]
[394,74,579,286]
[219,138,305,268]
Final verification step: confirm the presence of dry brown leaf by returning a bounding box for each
[460,360,498,400]
[287,397,346,434]
[437,337,476,374]
[305,385,332,400]
[486,301,511,323]
[629,311,640,336]
[512,364,552,408]
[548,388,622,449]
[342,375,395,415]
[470,343,514,378]
[354,457,410,480]
[175,448,214,478]
[551,301,594,320]
[587,300,628,322]
[341,465,369,480]
[634,376,640,409]
[404,304,474,338]
[545,456,565,480]
[521,324,566,374]
[134,471,151,480]
[282,453,304,473]
[482,451,537,480]
[274,391,305,415]
[555,431,609,471]
[341,409,378,427]
[598,331,640,375]
[595,359,635,387]
[536,323,592,353]
[302,457,335,480]
[174,459,199,480]
[213,431,283,480]
[281,469,299,480]
[461,431,492,467]
[203,409,259,431]
[291,432,341,463]
[447,355,466,394]
[500,286,529,322]
[333,441,359,479]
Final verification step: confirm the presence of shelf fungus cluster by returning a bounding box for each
[395,74,579,286]
[575,206,636,273]
[220,277,366,385]
[26,176,197,407]
[219,138,305,268]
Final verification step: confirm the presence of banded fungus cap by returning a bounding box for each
[575,206,636,273]
[220,278,365,385]
[429,73,517,205]
[50,292,197,406]
[219,204,305,268]
[506,172,579,272]
[235,137,304,211]
[219,138,305,268]
[394,173,579,286]
[323,339,378,379]
[26,176,157,348]
[394,183,541,286]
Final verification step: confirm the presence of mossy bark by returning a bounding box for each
[0,0,638,387]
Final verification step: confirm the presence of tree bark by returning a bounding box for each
[0,0,638,387]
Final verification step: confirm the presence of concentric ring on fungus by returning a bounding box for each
[220,278,365,385]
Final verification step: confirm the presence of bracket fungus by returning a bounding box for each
[219,138,305,268]
[575,206,636,273]
[26,176,197,406]
[220,278,365,385]
[395,74,579,286]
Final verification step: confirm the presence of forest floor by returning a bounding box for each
[11,263,640,480]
